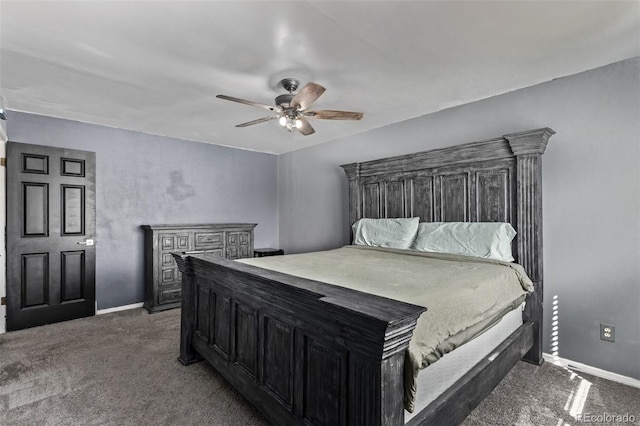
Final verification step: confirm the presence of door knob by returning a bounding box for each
[77,238,95,246]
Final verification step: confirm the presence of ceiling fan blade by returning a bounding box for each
[290,82,326,110]
[216,94,282,113]
[235,116,279,128]
[305,110,364,120]
[296,117,315,136]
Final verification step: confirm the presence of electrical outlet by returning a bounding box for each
[600,323,615,342]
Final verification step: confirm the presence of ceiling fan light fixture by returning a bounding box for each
[279,115,299,132]
[285,118,297,132]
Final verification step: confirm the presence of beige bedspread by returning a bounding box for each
[238,245,533,412]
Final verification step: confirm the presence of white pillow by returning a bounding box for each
[412,222,516,262]
[413,222,443,242]
[352,217,420,249]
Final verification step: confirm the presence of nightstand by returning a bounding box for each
[254,248,284,257]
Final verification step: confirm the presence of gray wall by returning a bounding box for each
[278,58,640,380]
[7,112,278,309]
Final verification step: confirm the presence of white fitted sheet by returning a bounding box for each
[404,303,525,423]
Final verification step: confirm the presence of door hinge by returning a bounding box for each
[0,157,5,167]
[1,297,6,306]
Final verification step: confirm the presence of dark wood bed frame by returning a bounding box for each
[173,127,555,425]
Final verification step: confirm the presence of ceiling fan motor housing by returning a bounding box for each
[275,93,295,108]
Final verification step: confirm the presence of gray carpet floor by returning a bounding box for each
[1,308,638,426]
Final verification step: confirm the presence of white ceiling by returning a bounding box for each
[1,1,639,154]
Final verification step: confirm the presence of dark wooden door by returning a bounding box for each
[6,142,96,331]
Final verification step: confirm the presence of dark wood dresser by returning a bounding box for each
[142,223,256,313]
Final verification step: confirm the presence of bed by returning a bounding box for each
[172,127,555,425]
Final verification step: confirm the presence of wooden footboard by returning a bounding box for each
[173,252,426,426]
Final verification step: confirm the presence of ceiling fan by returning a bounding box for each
[216,78,363,136]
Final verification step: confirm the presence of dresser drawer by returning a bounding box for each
[159,233,190,251]
[227,231,250,246]
[160,268,181,284]
[159,286,182,304]
[194,232,224,249]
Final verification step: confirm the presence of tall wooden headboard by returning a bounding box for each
[340,127,555,364]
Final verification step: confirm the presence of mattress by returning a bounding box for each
[404,303,524,422]
[238,245,533,411]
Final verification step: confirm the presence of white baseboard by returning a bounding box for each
[96,302,144,315]
[543,353,640,389]
[0,302,145,333]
